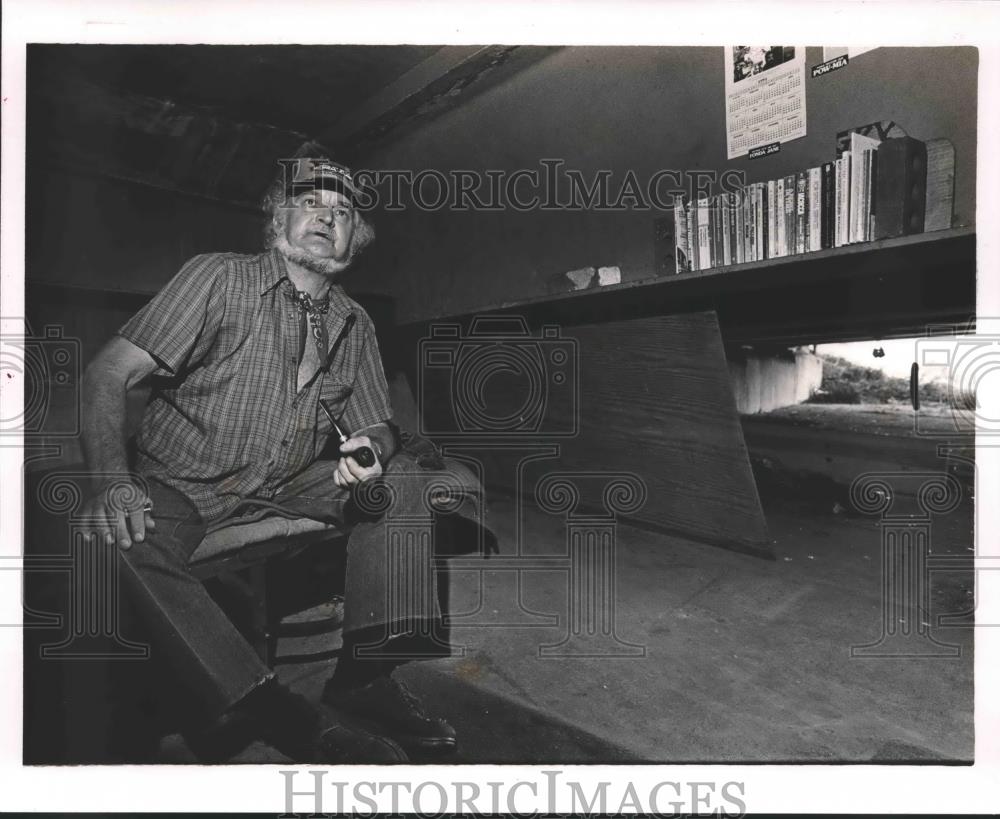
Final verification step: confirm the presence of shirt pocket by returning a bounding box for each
[317,379,355,433]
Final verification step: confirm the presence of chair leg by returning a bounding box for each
[245,563,272,664]
[263,566,280,665]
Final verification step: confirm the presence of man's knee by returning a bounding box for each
[117,484,207,572]
[116,522,201,576]
[364,457,474,519]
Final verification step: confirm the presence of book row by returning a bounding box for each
[673,134,929,273]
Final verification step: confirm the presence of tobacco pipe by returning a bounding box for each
[319,400,376,468]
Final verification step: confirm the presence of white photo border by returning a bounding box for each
[2,0,999,813]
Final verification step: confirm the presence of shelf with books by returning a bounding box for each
[565,225,963,302]
[672,134,951,275]
[412,225,974,339]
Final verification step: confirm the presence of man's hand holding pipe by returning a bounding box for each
[334,435,383,487]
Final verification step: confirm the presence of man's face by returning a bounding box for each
[282,188,356,263]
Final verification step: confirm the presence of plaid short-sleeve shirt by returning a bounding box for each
[119,249,392,521]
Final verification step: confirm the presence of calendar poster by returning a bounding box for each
[725,46,807,159]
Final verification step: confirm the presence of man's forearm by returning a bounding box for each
[81,362,132,482]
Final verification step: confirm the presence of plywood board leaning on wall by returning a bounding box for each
[418,310,771,557]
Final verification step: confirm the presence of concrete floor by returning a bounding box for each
[160,407,974,764]
[49,404,973,765]
[428,488,973,762]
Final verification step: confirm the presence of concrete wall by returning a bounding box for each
[729,348,823,415]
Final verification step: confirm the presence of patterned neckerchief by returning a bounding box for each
[291,288,331,363]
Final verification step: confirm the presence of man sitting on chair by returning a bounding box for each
[80,149,492,763]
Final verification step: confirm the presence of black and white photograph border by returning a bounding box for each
[2,0,1000,815]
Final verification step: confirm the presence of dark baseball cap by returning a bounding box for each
[285,158,359,203]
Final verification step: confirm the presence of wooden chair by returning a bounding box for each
[187,513,349,666]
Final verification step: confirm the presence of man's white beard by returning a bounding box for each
[273,232,350,278]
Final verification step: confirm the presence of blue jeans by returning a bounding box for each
[118,454,493,720]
